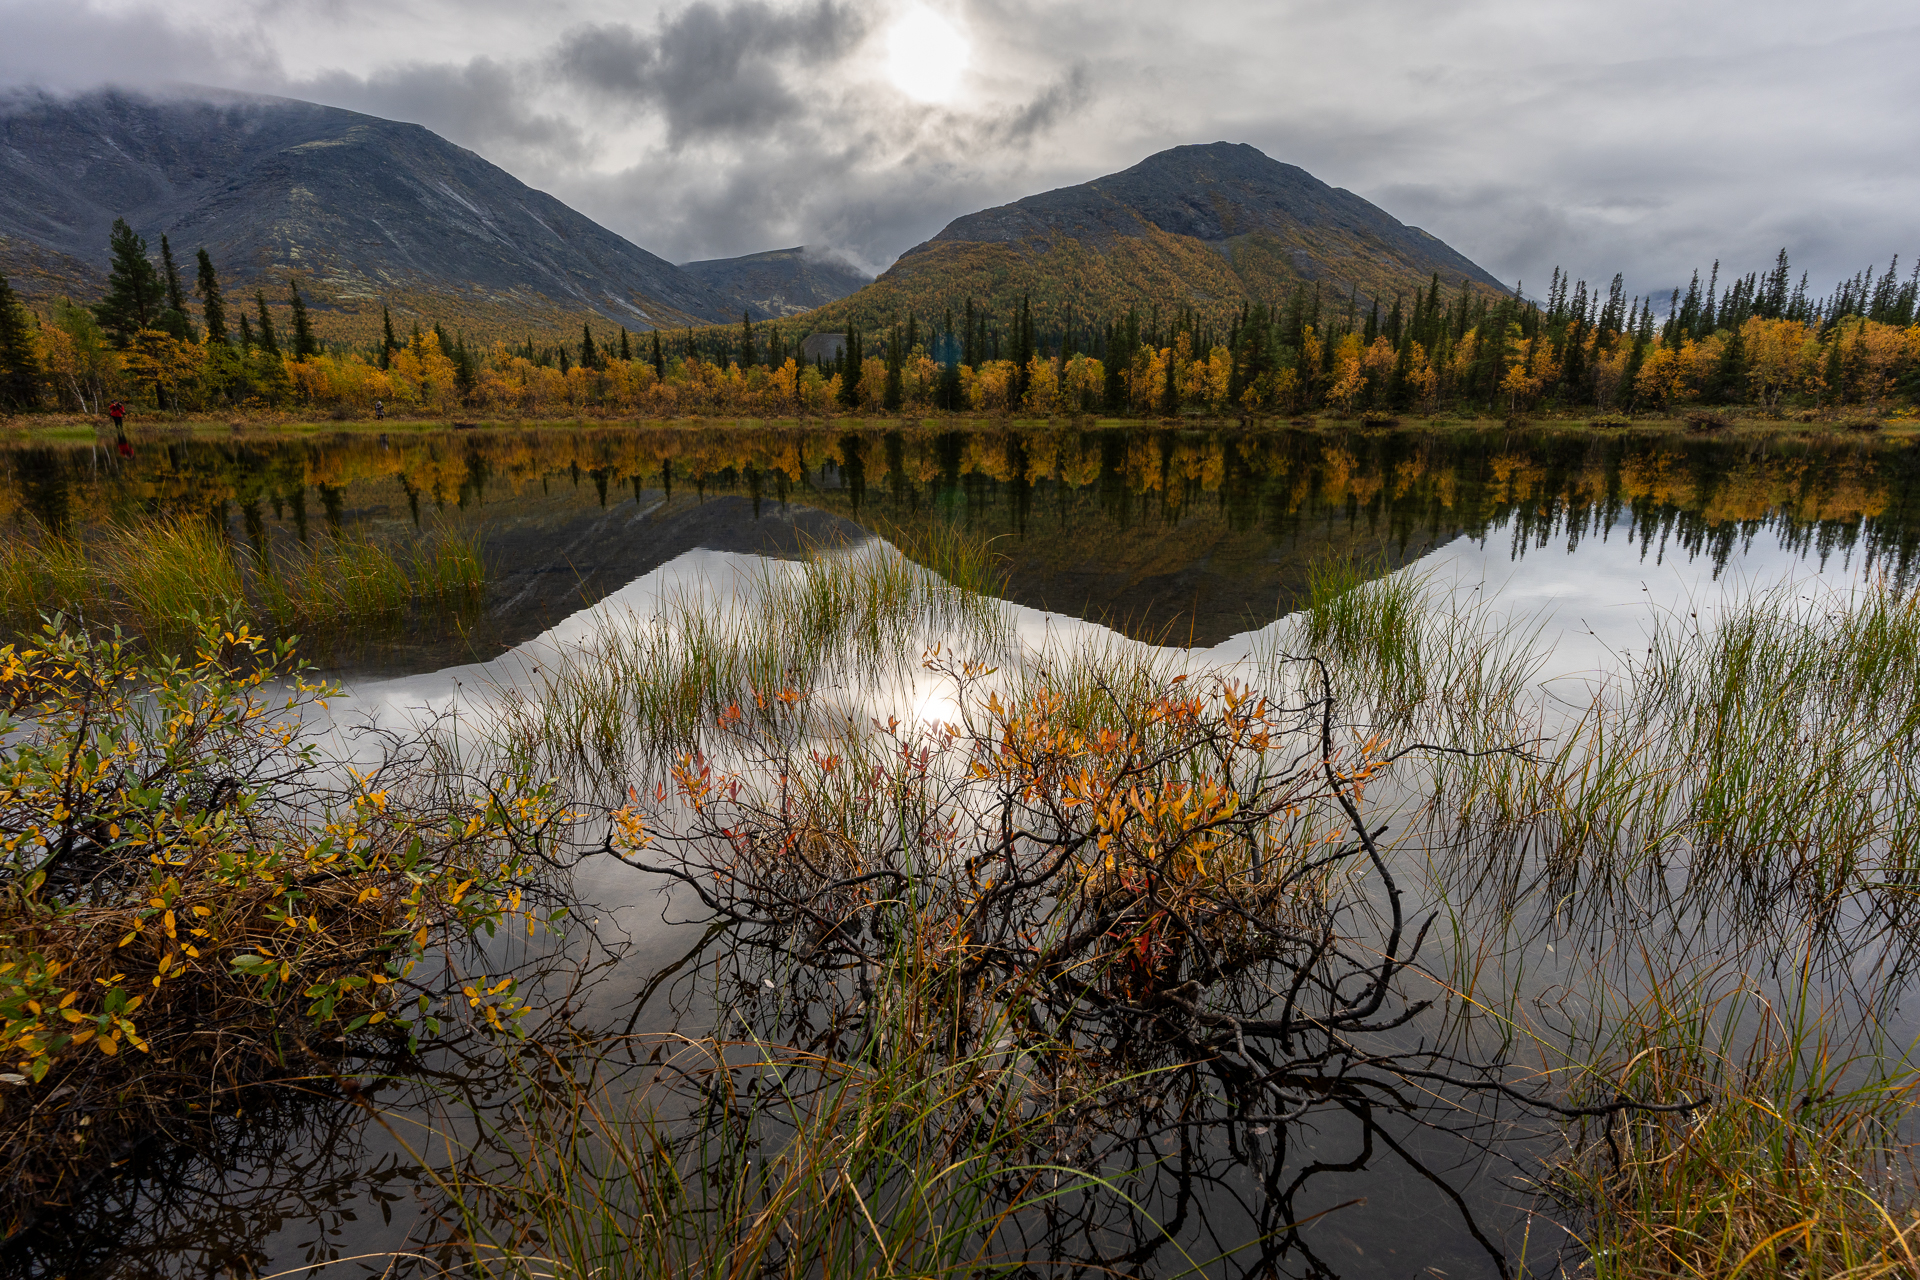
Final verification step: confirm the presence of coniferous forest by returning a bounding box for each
[1,220,1916,422]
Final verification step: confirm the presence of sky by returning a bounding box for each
[3,0,1917,302]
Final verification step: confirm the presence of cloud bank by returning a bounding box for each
[3,0,1916,301]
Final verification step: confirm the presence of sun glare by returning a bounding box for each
[884,5,969,104]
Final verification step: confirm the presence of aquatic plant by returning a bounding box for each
[1544,970,1920,1278]
[0,516,489,648]
[1432,576,1920,927]
[491,530,1010,783]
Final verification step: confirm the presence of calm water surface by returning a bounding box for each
[3,422,1917,1278]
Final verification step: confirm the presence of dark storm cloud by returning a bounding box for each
[296,57,589,162]
[983,66,1089,146]
[1,0,1915,299]
[553,0,869,146]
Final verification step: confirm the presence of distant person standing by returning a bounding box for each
[373,398,385,421]
[107,400,132,457]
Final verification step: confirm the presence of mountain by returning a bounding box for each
[803,142,1509,337]
[679,247,871,319]
[0,89,744,340]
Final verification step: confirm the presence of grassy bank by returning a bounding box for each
[0,516,485,649]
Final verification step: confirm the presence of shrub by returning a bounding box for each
[0,616,562,1228]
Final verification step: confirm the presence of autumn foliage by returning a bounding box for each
[0,617,562,1225]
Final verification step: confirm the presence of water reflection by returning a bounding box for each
[3,424,1913,660]
[3,423,1917,1279]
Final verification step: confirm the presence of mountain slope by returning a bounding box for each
[679,247,871,318]
[0,89,744,338]
[804,142,1509,337]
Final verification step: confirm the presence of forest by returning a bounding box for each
[1,219,1916,422]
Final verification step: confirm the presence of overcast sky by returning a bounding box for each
[4,0,1916,301]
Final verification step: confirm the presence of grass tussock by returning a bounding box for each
[1551,979,1920,1278]
[0,517,487,648]
[1439,576,1920,918]
[454,969,1113,1279]
[492,529,1009,780]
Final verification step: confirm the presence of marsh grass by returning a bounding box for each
[492,529,1010,782]
[1435,577,1920,919]
[1258,556,1549,754]
[1545,974,1920,1278]
[0,518,489,648]
[440,919,1156,1280]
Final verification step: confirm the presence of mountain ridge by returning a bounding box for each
[679,246,872,319]
[804,142,1509,338]
[0,88,745,339]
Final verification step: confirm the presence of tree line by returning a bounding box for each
[1,223,1915,419]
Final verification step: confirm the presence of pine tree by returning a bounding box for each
[738,311,755,367]
[195,249,228,345]
[94,218,163,346]
[619,328,632,362]
[255,292,280,355]
[154,235,194,341]
[580,323,597,370]
[381,306,398,370]
[238,312,255,350]
[0,271,41,410]
[650,330,665,379]
[288,280,318,359]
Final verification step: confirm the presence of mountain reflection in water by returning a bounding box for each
[4,423,1913,673]
[1,421,1917,1280]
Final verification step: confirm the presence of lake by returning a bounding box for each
[3,420,1917,1278]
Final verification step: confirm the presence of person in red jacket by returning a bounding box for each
[107,401,132,456]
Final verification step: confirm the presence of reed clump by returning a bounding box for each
[0,518,488,648]
[1550,984,1920,1278]
[0,617,558,1233]
[452,966,1110,1278]
[492,531,1009,781]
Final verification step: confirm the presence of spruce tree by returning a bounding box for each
[883,324,904,412]
[1822,332,1846,406]
[1161,338,1179,417]
[238,312,255,350]
[94,218,163,346]
[195,249,228,344]
[154,236,194,340]
[0,271,41,410]
[580,323,597,370]
[619,328,632,362]
[255,292,280,355]
[738,311,755,367]
[288,280,318,359]
[381,305,398,369]
[651,330,665,379]
[838,324,863,409]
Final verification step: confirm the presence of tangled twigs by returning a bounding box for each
[606,649,1702,1164]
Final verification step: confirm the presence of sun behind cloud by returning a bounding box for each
[883,4,969,104]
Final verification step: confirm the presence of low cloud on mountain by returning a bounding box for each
[2,0,1916,303]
